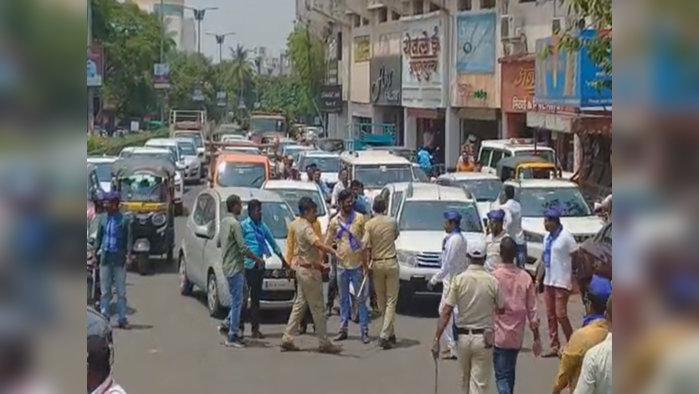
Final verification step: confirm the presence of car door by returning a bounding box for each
[201,193,223,287]
[186,193,214,287]
[390,191,404,217]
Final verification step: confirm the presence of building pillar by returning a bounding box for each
[404,108,417,149]
[445,108,460,167]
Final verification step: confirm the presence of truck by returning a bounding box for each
[169,110,210,176]
[247,112,288,143]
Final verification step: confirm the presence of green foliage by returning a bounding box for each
[88,129,169,155]
[286,24,327,118]
[257,75,306,119]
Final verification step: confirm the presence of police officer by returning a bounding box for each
[432,240,504,394]
[361,197,400,349]
[88,307,127,394]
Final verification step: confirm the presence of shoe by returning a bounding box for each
[318,344,343,354]
[217,324,230,335]
[251,331,265,340]
[117,320,129,330]
[225,337,246,349]
[389,335,397,345]
[361,332,371,345]
[379,338,394,350]
[334,332,348,342]
[280,342,300,352]
[325,305,334,317]
[298,325,308,335]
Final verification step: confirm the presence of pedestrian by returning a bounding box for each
[304,163,317,183]
[537,207,577,358]
[361,197,400,349]
[427,211,469,359]
[280,197,342,354]
[417,146,433,176]
[572,296,613,394]
[93,191,132,329]
[432,240,503,394]
[551,279,611,394]
[350,180,371,215]
[325,189,369,343]
[492,237,542,394]
[485,209,509,272]
[500,185,526,268]
[312,168,331,201]
[331,168,350,209]
[218,195,265,348]
[240,199,287,339]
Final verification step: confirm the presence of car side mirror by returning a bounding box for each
[194,224,213,239]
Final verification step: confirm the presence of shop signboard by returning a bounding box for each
[501,58,574,113]
[320,84,342,113]
[353,36,371,63]
[455,11,497,74]
[153,63,170,89]
[370,56,401,106]
[402,13,445,108]
[87,45,104,87]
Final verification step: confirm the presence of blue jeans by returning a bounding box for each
[515,243,528,269]
[225,272,246,341]
[100,263,127,323]
[338,267,368,332]
[493,347,520,394]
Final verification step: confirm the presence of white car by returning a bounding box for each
[262,180,330,233]
[478,139,575,179]
[436,172,503,221]
[339,151,417,202]
[493,179,605,275]
[297,151,341,188]
[179,188,297,317]
[86,156,117,192]
[175,138,202,182]
[119,147,184,213]
[377,183,486,311]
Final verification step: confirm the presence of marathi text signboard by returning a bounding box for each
[401,13,445,108]
[320,85,342,113]
[501,58,573,113]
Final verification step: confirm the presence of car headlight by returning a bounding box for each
[152,213,167,227]
[133,238,151,252]
[524,231,545,244]
[397,250,418,268]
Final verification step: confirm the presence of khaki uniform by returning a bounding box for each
[362,214,400,340]
[282,219,331,348]
[446,265,503,394]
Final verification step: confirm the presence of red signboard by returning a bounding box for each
[500,58,575,114]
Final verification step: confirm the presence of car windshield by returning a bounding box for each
[298,156,340,173]
[119,174,164,202]
[217,162,266,188]
[223,147,259,155]
[131,152,175,164]
[272,188,327,217]
[174,132,203,148]
[399,201,483,233]
[455,179,502,202]
[91,163,113,182]
[148,145,179,160]
[518,187,593,217]
[514,150,556,164]
[223,201,294,238]
[284,147,313,162]
[250,117,285,133]
[355,165,414,189]
[177,142,197,156]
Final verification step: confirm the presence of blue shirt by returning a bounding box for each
[103,215,119,254]
[241,218,282,269]
[316,181,331,198]
[417,150,432,171]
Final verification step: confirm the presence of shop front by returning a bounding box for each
[369,55,403,144]
[452,10,500,156]
[401,12,447,164]
[349,33,372,134]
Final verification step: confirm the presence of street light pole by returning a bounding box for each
[206,32,235,63]
[185,6,218,55]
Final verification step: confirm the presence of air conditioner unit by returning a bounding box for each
[500,15,518,41]
[552,17,565,34]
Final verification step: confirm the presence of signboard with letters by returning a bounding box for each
[353,36,371,63]
[153,63,170,89]
[501,58,572,113]
[320,85,342,113]
[370,56,401,106]
[401,14,445,108]
[87,45,104,87]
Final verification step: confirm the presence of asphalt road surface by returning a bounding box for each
[69,185,582,394]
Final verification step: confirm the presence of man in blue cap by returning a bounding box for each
[416,146,433,176]
[428,210,469,359]
[485,209,509,272]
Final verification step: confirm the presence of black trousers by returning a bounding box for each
[240,269,264,332]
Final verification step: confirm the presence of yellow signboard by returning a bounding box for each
[353,36,371,63]
[121,202,167,212]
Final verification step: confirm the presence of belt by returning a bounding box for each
[373,256,397,262]
[456,328,486,335]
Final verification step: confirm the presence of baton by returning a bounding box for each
[432,349,439,394]
[356,262,373,299]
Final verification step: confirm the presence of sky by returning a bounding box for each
[186,0,295,61]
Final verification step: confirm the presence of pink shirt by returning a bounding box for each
[492,264,539,350]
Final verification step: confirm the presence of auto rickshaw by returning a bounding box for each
[496,156,562,182]
[111,157,176,275]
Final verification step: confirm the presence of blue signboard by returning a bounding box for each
[535,30,611,108]
[456,11,496,74]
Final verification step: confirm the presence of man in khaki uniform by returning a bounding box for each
[432,240,503,394]
[361,197,400,350]
[280,197,342,354]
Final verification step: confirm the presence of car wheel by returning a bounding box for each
[207,272,225,318]
[136,255,151,276]
[175,202,184,217]
[179,254,194,296]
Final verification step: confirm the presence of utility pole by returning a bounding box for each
[159,0,166,123]
[207,32,235,63]
[185,6,218,55]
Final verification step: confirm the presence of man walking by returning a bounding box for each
[500,185,526,267]
[240,199,286,339]
[432,240,503,394]
[218,195,265,348]
[573,297,613,394]
[93,191,132,329]
[361,197,400,349]
[280,197,342,354]
[537,207,577,358]
[428,211,469,359]
[326,189,369,343]
[485,209,509,272]
[492,237,541,394]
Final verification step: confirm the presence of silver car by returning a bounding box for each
[178,187,297,317]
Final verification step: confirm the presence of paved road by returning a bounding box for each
[75,186,582,394]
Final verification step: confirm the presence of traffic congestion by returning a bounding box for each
[86,110,613,394]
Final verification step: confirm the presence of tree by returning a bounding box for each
[286,23,327,119]
[168,52,216,111]
[257,75,306,119]
[223,45,256,111]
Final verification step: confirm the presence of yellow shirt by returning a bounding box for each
[362,214,399,269]
[325,212,366,269]
[553,319,610,392]
[286,217,323,265]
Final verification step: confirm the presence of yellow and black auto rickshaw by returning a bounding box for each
[496,156,562,182]
[111,157,176,275]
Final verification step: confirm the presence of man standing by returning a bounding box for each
[492,237,541,394]
[428,211,469,359]
[432,240,503,394]
[312,168,331,201]
[500,185,526,268]
[485,209,509,272]
[573,297,613,394]
[280,197,342,354]
[537,207,577,358]
[93,191,132,329]
[331,168,349,208]
[326,189,369,343]
[361,197,400,350]
[350,180,371,215]
[240,199,286,339]
[218,195,265,348]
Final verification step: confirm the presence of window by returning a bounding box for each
[490,149,504,168]
[479,148,494,167]
[391,11,401,20]
[480,0,496,9]
[353,15,361,28]
[458,0,472,11]
[362,18,369,26]
[193,194,214,226]
[216,162,267,188]
[413,0,424,15]
[378,7,388,23]
[399,201,482,233]
[390,191,403,217]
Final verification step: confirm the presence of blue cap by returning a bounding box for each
[487,209,505,222]
[544,207,562,219]
[588,275,612,301]
[444,211,462,222]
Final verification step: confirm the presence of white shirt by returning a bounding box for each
[501,199,524,244]
[485,231,509,273]
[431,232,469,286]
[331,182,347,207]
[91,377,127,394]
[573,333,612,394]
[543,228,577,290]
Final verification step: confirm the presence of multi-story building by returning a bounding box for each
[128,0,196,52]
[250,47,292,77]
[299,0,611,168]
